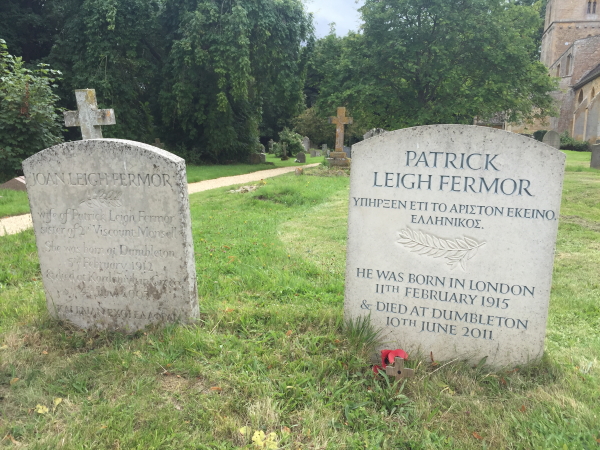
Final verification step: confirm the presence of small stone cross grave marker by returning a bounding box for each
[385,357,414,382]
[64,89,116,140]
[329,107,353,151]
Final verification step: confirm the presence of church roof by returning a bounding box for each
[573,63,600,90]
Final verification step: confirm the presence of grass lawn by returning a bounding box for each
[0,153,324,219]
[0,157,599,448]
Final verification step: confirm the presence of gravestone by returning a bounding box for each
[322,144,328,152]
[0,176,27,191]
[327,108,352,168]
[281,143,289,161]
[364,128,388,140]
[154,138,165,149]
[295,152,306,163]
[302,136,310,153]
[259,153,267,163]
[22,139,199,332]
[591,144,600,169]
[268,139,274,154]
[249,154,262,165]
[64,89,116,140]
[344,125,565,367]
[344,146,352,159]
[542,130,561,149]
[310,150,322,157]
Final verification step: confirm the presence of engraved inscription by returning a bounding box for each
[80,190,123,208]
[397,229,486,271]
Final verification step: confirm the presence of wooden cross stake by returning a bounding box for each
[64,89,116,140]
[385,357,414,382]
[329,107,353,151]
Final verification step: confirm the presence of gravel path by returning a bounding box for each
[0,164,319,237]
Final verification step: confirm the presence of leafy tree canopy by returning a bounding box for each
[0,39,63,176]
[313,0,557,131]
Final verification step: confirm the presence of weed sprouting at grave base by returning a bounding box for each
[1,162,600,449]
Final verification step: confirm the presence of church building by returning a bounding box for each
[511,0,600,142]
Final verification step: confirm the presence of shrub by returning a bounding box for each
[278,128,304,156]
[533,130,547,142]
[560,132,589,152]
[0,39,63,177]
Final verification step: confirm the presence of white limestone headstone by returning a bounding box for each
[344,125,565,367]
[302,136,310,153]
[542,130,561,149]
[23,139,198,332]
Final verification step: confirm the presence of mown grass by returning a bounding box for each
[186,154,323,183]
[0,161,599,448]
[0,154,324,219]
[0,190,30,219]
[563,150,596,172]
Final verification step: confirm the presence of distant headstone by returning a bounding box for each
[310,150,322,157]
[295,152,306,163]
[591,144,600,169]
[542,130,561,149]
[302,136,310,153]
[22,139,199,332]
[327,149,331,157]
[363,128,388,140]
[154,138,165,149]
[344,146,352,159]
[281,143,289,161]
[0,176,27,191]
[64,89,116,140]
[249,154,262,165]
[268,139,274,153]
[322,144,328,152]
[344,125,566,367]
[328,108,352,168]
[259,153,267,163]
[329,107,353,152]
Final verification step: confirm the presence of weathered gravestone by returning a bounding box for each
[0,176,27,191]
[259,153,267,163]
[22,139,199,331]
[542,130,561,149]
[322,144,328,152]
[281,143,289,161]
[302,136,310,153]
[328,108,352,168]
[310,150,322,157]
[344,125,565,367]
[364,128,388,140]
[249,153,262,165]
[268,139,274,154]
[344,146,352,159]
[590,144,600,169]
[64,89,116,140]
[295,152,306,163]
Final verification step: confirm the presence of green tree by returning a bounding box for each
[315,0,557,131]
[0,39,63,176]
[159,0,313,163]
[47,0,163,143]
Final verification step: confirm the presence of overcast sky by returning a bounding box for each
[305,0,365,38]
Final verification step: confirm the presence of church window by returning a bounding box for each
[579,91,584,104]
[589,1,593,13]
[557,64,561,76]
[592,88,597,98]
[567,55,573,75]
[594,1,597,13]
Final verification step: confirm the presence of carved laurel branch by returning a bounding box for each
[397,229,486,271]
[80,190,123,208]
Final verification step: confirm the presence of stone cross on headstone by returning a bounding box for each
[329,107,353,151]
[64,89,116,140]
[385,357,415,382]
